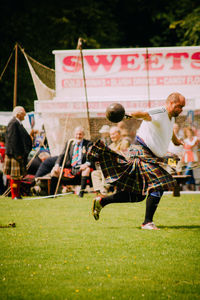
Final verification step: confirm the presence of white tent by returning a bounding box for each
[0,111,44,133]
[0,112,12,126]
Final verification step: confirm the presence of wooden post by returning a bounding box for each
[13,43,18,108]
[77,38,91,139]
[146,48,151,109]
[54,139,74,197]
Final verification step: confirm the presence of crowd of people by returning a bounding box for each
[167,122,200,190]
[1,94,200,229]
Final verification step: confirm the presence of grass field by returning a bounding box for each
[0,193,200,300]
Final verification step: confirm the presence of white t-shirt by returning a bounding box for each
[137,107,175,157]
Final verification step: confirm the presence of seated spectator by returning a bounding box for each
[17,150,51,196]
[109,126,131,154]
[31,156,58,196]
[35,156,58,179]
[117,119,136,143]
[91,126,131,196]
[50,126,94,197]
[99,125,111,146]
[27,150,51,175]
[119,128,133,155]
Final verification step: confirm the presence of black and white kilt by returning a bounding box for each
[87,140,176,196]
[3,155,26,179]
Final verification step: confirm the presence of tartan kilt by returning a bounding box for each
[87,140,176,195]
[3,155,26,179]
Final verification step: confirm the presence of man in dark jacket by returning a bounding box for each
[3,106,32,199]
[50,126,93,197]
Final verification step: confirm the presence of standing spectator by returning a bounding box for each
[0,134,6,163]
[3,106,32,199]
[50,126,93,197]
[30,129,48,150]
[30,129,39,148]
[183,127,199,163]
[182,126,199,190]
[0,134,6,194]
[167,123,184,174]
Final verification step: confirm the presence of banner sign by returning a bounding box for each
[35,98,195,115]
[53,46,200,104]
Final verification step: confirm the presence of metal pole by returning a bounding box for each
[23,191,73,201]
[13,43,18,108]
[77,38,91,139]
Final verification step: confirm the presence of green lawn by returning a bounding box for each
[0,193,200,300]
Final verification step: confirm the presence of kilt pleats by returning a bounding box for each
[87,140,176,195]
[3,155,26,179]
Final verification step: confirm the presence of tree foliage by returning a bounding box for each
[0,0,199,111]
[170,7,200,45]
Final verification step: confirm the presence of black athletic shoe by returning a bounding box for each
[92,197,103,220]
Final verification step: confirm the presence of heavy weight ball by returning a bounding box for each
[106,103,125,123]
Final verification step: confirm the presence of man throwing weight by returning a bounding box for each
[88,92,185,230]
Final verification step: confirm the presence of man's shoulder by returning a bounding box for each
[8,117,17,126]
[148,106,166,116]
[7,118,20,133]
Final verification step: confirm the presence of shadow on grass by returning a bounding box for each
[157,225,200,230]
[106,225,200,230]
[134,225,200,230]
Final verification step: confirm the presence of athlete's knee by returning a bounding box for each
[150,190,163,198]
[129,192,146,202]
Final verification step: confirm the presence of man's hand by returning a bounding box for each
[51,164,60,177]
[142,112,152,121]
[172,131,184,146]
